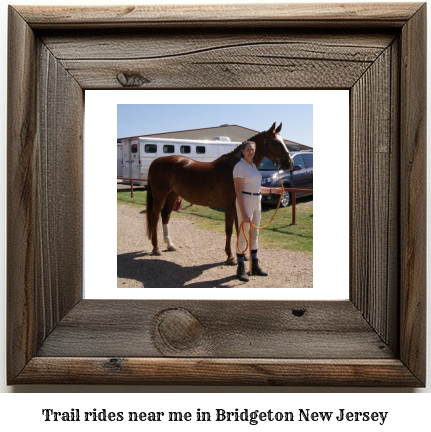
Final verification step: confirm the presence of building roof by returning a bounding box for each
[119,124,312,150]
[119,124,258,140]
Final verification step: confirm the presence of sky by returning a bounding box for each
[117,104,313,147]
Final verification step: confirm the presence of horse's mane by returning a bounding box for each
[215,130,264,163]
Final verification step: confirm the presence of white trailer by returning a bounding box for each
[117,140,123,177]
[118,137,240,186]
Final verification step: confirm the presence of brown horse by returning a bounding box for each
[146,122,294,264]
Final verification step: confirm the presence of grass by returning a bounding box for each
[117,187,313,254]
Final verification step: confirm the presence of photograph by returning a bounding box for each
[116,104,314,288]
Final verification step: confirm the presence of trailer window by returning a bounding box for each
[145,144,157,153]
[180,145,191,154]
[163,145,175,153]
[131,144,138,153]
[196,146,206,154]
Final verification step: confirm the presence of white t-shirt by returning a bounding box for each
[233,158,262,194]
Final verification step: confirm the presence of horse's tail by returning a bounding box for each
[146,180,153,240]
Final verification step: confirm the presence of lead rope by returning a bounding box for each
[236,170,285,275]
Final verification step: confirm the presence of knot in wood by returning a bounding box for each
[116,71,150,87]
[292,308,306,317]
[108,358,123,369]
[155,308,203,351]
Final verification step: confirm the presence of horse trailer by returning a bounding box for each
[118,137,241,186]
[117,140,123,177]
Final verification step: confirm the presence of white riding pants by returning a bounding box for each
[236,194,262,252]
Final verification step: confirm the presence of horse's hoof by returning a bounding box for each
[226,258,237,266]
[152,249,162,256]
[167,244,177,251]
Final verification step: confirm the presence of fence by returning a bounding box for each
[283,188,313,224]
[117,177,146,198]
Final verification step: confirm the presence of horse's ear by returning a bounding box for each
[276,122,282,133]
[269,122,276,132]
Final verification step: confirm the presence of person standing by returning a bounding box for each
[233,141,282,282]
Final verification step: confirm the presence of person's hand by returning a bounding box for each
[270,187,283,195]
[242,214,252,224]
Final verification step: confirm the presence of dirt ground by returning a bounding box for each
[117,203,313,289]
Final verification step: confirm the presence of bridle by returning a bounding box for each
[263,132,290,169]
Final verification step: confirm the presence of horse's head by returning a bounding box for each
[262,122,294,171]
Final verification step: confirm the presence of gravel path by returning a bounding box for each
[117,204,313,288]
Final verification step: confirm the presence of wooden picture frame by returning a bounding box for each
[7,3,426,386]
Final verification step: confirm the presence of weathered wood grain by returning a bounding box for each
[7,6,38,382]
[59,57,373,89]
[59,45,387,89]
[7,3,427,386]
[39,30,396,89]
[399,3,427,385]
[35,39,84,333]
[7,6,83,382]
[16,3,424,29]
[16,358,423,386]
[40,31,395,60]
[350,44,399,348]
[36,300,394,359]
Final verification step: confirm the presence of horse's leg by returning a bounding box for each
[161,191,178,251]
[150,196,165,256]
[225,205,237,265]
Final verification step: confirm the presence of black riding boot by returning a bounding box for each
[252,259,268,276]
[237,262,249,282]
